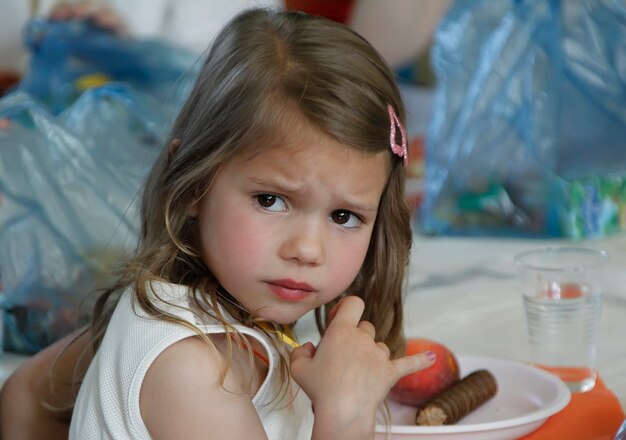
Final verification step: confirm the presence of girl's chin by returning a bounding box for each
[254,309,307,326]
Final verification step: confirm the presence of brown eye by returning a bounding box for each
[257,194,276,207]
[331,210,350,225]
[256,194,287,212]
[331,210,362,229]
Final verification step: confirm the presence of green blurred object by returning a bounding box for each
[560,175,626,239]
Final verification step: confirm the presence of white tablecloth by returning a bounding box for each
[408,234,625,406]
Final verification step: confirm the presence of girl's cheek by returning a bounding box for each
[329,239,370,290]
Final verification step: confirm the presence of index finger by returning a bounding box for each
[391,351,436,383]
[327,296,365,328]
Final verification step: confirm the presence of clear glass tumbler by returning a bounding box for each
[515,246,608,393]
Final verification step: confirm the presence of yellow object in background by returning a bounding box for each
[75,73,111,91]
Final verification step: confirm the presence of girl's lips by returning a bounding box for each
[266,279,314,302]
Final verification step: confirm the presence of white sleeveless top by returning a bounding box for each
[69,281,314,439]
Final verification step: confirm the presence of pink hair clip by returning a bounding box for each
[387,104,408,165]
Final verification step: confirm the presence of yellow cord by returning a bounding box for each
[259,323,300,349]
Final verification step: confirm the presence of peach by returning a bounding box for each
[389,338,461,406]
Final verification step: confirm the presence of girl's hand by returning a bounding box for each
[290,296,435,439]
[49,2,129,36]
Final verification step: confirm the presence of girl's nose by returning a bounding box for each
[279,221,325,266]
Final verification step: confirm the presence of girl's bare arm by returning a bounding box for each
[140,334,269,439]
[0,327,92,440]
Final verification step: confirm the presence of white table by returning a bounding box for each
[406,234,626,407]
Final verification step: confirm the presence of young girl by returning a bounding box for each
[4,7,435,439]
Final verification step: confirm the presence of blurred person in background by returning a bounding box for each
[285,0,450,71]
[0,0,450,88]
[0,0,282,94]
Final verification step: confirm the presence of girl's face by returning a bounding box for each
[191,124,389,324]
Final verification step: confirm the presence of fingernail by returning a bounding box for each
[425,350,437,364]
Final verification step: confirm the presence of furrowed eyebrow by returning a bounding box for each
[247,176,304,195]
[247,176,379,215]
[341,200,379,216]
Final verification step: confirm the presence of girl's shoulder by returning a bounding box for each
[132,280,276,437]
[123,279,275,393]
[82,280,312,439]
[139,331,268,438]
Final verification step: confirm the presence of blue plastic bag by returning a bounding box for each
[420,0,626,237]
[18,18,198,114]
[0,18,200,353]
[0,85,169,353]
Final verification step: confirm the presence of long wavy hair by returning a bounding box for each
[81,7,411,403]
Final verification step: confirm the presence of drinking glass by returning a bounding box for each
[515,246,607,393]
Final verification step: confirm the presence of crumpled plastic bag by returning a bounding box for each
[0,18,199,353]
[18,18,198,114]
[0,84,169,353]
[420,0,626,238]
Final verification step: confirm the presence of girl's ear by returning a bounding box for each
[168,138,182,159]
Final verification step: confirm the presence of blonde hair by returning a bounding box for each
[85,7,411,399]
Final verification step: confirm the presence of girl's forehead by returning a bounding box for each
[237,133,388,173]
[224,133,390,201]
[239,117,388,165]
[222,112,392,189]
